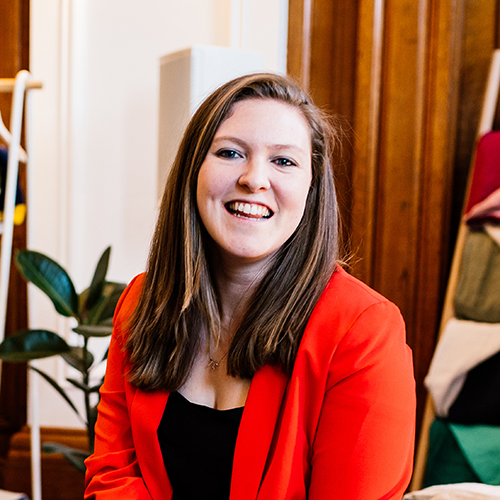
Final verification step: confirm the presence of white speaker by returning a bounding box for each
[157,45,264,198]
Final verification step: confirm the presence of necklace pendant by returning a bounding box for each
[208,358,219,370]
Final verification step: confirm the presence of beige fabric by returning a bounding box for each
[404,483,500,500]
[424,319,500,416]
[0,490,28,500]
[485,224,500,248]
[454,229,500,323]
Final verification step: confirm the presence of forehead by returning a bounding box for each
[215,98,312,142]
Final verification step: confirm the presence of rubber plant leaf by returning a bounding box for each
[85,247,111,313]
[89,405,98,429]
[15,250,78,318]
[102,346,109,362]
[86,281,126,325]
[0,329,70,362]
[29,365,84,424]
[66,377,100,394]
[61,346,94,374]
[42,442,89,474]
[73,324,113,338]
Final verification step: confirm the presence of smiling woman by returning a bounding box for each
[84,73,416,500]
[196,98,312,267]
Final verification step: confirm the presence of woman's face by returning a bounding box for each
[196,98,312,267]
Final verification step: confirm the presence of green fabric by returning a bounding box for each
[424,419,479,488]
[454,229,500,323]
[450,423,500,485]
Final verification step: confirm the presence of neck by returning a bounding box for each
[210,250,272,335]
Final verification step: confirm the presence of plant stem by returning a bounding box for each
[82,336,95,452]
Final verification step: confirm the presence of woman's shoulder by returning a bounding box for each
[322,265,397,311]
[116,273,145,311]
[112,273,146,336]
[303,265,405,347]
[297,266,409,384]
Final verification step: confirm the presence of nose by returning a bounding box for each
[237,157,271,192]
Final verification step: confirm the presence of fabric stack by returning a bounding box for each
[424,131,500,488]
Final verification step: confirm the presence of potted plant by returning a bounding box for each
[0,247,126,472]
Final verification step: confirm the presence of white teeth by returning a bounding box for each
[227,202,271,218]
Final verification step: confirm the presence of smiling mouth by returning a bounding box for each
[225,201,273,219]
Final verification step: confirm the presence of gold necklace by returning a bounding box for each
[207,349,229,370]
[207,267,265,370]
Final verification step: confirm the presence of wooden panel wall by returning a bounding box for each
[0,0,30,487]
[287,0,478,439]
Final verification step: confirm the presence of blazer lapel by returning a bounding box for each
[230,365,289,500]
[131,389,172,500]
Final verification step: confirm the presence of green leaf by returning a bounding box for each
[78,288,90,321]
[72,324,113,338]
[88,405,99,453]
[61,346,94,373]
[15,250,78,318]
[29,365,84,424]
[86,281,126,325]
[0,330,70,362]
[101,347,109,362]
[85,247,111,313]
[89,405,98,429]
[42,442,89,473]
[66,377,101,393]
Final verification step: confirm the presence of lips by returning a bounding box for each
[225,201,273,219]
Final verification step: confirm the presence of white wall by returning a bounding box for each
[29,0,288,428]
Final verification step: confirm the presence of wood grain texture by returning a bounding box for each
[287,0,312,89]
[372,0,421,316]
[308,0,358,252]
[351,0,385,283]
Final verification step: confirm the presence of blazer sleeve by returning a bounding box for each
[84,275,152,500]
[308,300,416,500]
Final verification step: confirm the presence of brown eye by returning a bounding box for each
[216,149,242,159]
[274,157,296,167]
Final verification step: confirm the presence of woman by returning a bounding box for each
[85,73,416,500]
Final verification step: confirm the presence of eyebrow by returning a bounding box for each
[212,136,308,155]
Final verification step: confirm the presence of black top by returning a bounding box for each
[157,391,244,500]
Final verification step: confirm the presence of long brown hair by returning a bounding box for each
[125,73,342,390]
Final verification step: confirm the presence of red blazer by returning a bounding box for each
[85,267,416,500]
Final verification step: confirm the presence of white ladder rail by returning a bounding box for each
[0,70,43,500]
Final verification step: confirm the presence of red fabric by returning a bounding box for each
[84,268,416,500]
[465,131,500,226]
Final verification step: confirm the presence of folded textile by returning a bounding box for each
[450,424,500,485]
[465,189,500,226]
[404,482,500,500]
[464,131,500,227]
[448,350,500,425]
[425,319,500,417]
[454,229,500,323]
[485,225,500,248]
[424,419,480,488]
